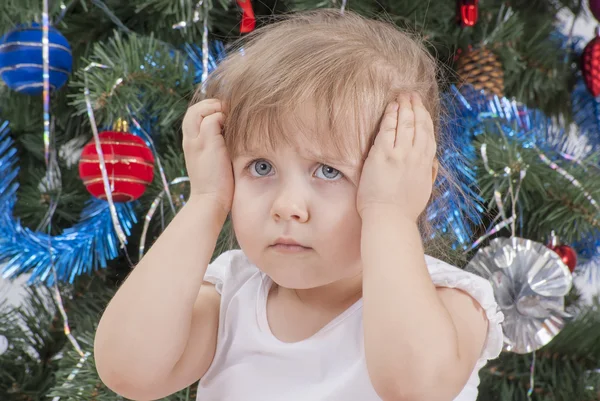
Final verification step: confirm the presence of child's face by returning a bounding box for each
[230,135,364,289]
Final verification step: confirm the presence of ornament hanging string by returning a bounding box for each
[201,0,209,95]
[463,121,599,396]
[127,111,177,216]
[173,0,210,95]
[533,144,600,213]
[48,61,138,401]
[467,215,515,250]
[469,141,529,398]
[42,2,91,400]
[82,62,129,250]
[89,0,133,34]
[50,352,91,401]
[527,352,536,400]
[42,0,52,168]
[485,128,528,238]
[139,176,190,260]
[41,0,65,321]
[37,118,62,233]
[41,0,63,233]
[172,0,203,30]
[471,138,537,396]
[463,98,599,254]
[49,263,90,401]
[464,142,526,251]
[50,268,86,358]
[60,0,133,36]
[562,5,579,63]
[53,0,78,25]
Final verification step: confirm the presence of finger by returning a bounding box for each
[411,93,435,155]
[394,93,414,150]
[183,112,225,153]
[373,101,399,149]
[182,99,223,139]
[201,112,226,139]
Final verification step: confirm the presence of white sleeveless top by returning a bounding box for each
[196,249,504,401]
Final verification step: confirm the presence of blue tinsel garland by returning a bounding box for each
[0,121,137,286]
[2,36,599,284]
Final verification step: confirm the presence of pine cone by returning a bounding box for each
[456,47,505,97]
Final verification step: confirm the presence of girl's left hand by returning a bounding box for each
[357,93,437,222]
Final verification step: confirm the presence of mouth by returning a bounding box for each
[270,238,312,253]
[270,243,312,253]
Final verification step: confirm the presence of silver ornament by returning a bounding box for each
[0,334,8,355]
[466,237,573,354]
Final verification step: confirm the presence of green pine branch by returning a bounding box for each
[48,329,198,401]
[499,19,578,118]
[478,304,600,401]
[69,32,193,133]
[0,1,598,399]
[45,274,200,400]
[473,121,600,244]
[0,0,76,33]
[12,160,88,234]
[0,286,66,401]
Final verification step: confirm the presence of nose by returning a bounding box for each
[270,184,309,223]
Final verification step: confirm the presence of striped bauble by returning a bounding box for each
[0,23,72,95]
[79,131,155,202]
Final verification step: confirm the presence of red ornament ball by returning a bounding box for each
[79,131,155,202]
[457,0,479,27]
[548,244,577,273]
[590,0,600,22]
[582,34,600,97]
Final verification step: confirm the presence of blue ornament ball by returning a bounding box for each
[0,23,72,95]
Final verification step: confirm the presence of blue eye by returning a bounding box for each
[249,160,273,176]
[315,164,342,181]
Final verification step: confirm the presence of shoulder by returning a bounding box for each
[424,254,490,290]
[204,249,259,295]
[424,253,505,362]
[423,253,499,318]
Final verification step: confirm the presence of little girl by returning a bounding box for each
[94,9,504,401]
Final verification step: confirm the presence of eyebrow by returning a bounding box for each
[235,148,360,169]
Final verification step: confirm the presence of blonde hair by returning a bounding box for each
[194,8,474,265]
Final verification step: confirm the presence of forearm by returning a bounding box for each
[94,196,226,383]
[361,207,459,399]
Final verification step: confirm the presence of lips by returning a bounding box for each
[272,237,308,247]
[271,237,311,251]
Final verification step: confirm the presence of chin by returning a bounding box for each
[254,253,331,290]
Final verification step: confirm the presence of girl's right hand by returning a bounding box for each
[182,98,233,216]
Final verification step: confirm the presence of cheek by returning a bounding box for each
[330,205,362,242]
[318,209,363,271]
[232,177,267,212]
[231,179,269,242]
[313,187,362,251]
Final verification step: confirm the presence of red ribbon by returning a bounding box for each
[237,0,256,33]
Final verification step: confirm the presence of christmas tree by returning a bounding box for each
[1,0,600,400]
